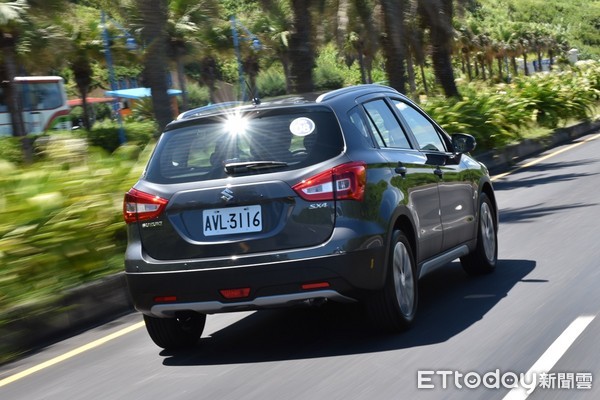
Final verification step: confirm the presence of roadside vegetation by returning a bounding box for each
[1,0,600,317]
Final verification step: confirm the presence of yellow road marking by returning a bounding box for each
[0,321,145,388]
[491,133,600,182]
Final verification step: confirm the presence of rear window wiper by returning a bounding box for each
[224,161,288,174]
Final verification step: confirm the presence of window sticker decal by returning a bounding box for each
[289,117,316,136]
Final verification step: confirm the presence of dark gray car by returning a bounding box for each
[123,84,498,350]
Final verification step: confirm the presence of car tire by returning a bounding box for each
[460,192,498,275]
[366,230,418,332]
[143,313,206,350]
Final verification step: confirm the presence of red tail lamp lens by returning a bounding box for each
[123,188,168,224]
[292,162,366,202]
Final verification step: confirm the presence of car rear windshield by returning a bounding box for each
[144,107,345,183]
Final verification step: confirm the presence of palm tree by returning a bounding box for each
[288,0,315,93]
[379,0,408,94]
[417,0,459,98]
[166,0,220,110]
[351,0,379,84]
[259,0,294,92]
[135,0,172,132]
[54,13,108,131]
[0,0,29,157]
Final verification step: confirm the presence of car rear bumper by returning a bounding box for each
[126,247,386,316]
[149,290,356,317]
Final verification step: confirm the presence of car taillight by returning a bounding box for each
[123,188,169,224]
[292,161,366,202]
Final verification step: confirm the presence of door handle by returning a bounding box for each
[395,162,407,177]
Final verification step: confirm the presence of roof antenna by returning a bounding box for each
[246,81,261,105]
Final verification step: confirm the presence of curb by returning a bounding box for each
[1,118,599,363]
[0,273,133,363]
[475,119,600,172]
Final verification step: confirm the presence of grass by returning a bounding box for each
[0,136,153,314]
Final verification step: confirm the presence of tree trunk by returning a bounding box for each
[511,56,518,77]
[354,0,377,84]
[523,52,529,76]
[73,55,93,131]
[418,0,459,98]
[336,0,350,50]
[479,56,486,80]
[380,0,408,94]
[497,57,503,81]
[176,51,189,111]
[465,49,473,81]
[1,33,31,163]
[136,0,172,133]
[419,62,428,95]
[406,51,417,99]
[289,0,315,93]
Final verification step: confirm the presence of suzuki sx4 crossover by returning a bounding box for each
[124,85,498,350]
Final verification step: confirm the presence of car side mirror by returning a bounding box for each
[452,133,476,154]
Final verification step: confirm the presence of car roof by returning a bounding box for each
[167,84,403,130]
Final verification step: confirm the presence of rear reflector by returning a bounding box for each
[123,188,168,224]
[220,288,251,299]
[301,282,331,290]
[292,161,366,202]
[154,296,178,303]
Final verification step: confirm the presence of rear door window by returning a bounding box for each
[363,100,411,149]
[145,108,344,183]
[392,100,447,152]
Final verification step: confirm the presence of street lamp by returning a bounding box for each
[230,16,261,101]
[101,11,136,145]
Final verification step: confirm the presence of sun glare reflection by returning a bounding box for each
[224,113,248,136]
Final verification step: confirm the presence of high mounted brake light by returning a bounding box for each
[123,188,168,224]
[292,161,366,202]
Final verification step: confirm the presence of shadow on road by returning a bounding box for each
[494,172,597,191]
[160,259,536,366]
[499,202,597,224]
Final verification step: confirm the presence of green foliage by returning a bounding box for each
[423,61,600,150]
[185,81,211,109]
[513,67,600,128]
[130,97,155,122]
[220,58,240,85]
[86,120,157,153]
[256,64,287,97]
[423,84,531,149]
[476,0,600,58]
[314,44,345,90]
[0,136,154,312]
[0,137,23,165]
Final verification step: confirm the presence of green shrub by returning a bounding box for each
[0,137,23,164]
[0,145,150,311]
[314,44,345,90]
[422,83,531,150]
[513,68,599,128]
[87,120,156,153]
[257,65,287,97]
[185,82,211,109]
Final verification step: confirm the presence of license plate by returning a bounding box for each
[203,205,262,236]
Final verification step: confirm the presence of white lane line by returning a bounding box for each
[0,321,145,388]
[491,133,600,182]
[502,315,596,400]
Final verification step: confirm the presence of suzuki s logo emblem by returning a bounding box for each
[220,188,234,202]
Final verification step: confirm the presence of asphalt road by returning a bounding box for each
[1,132,600,400]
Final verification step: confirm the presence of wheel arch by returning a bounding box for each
[480,181,499,229]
